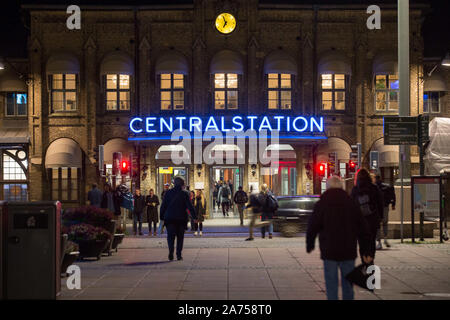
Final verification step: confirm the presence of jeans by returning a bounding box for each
[261,216,273,237]
[158,220,165,234]
[376,207,390,240]
[166,223,186,258]
[133,211,143,233]
[237,204,245,224]
[323,259,355,300]
[222,201,230,216]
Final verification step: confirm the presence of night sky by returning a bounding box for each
[1,0,449,59]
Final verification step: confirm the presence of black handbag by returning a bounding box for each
[345,263,374,292]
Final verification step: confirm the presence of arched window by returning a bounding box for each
[373,54,398,112]
[0,149,28,201]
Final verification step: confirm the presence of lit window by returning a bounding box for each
[267,74,292,110]
[160,74,185,110]
[5,93,27,116]
[105,74,130,111]
[375,74,398,112]
[51,167,79,202]
[214,73,238,110]
[50,74,77,112]
[1,149,28,201]
[423,91,441,113]
[321,74,346,111]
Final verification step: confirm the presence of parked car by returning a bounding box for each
[273,195,320,237]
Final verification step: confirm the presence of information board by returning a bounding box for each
[384,116,418,145]
[412,176,440,218]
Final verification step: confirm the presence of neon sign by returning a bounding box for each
[129,115,324,135]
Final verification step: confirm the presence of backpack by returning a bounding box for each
[221,186,230,199]
[379,183,395,207]
[235,191,248,204]
[264,193,279,212]
[357,193,376,217]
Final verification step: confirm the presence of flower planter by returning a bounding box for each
[111,233,125,252]
[61,251,79,274]
[78,239,109,260]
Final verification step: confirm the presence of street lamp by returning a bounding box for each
[441,52,450,67]
[0,58,4,70]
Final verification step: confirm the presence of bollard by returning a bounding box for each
[419,212,424,241]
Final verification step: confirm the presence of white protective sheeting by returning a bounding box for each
[424,117,450,175]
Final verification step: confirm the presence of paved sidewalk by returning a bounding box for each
[59,237,450,300]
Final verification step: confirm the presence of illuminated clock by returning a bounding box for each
[215,13,236,34]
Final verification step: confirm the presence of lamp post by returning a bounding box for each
[398,0,411,243]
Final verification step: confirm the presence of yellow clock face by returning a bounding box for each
[215,13,236,34]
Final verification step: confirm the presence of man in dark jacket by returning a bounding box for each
[133,188,146,236]
[307,176,373,300]
[87,183,102,207]
[375,175,396,249]
[234,186,248,226]
[159,177,197,261]
[101,184,120,215]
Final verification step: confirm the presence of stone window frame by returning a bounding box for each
[423,91,441,114]
[212,73,240,110]
[374,74,399,113]
[48,73,78,113]
[319,73,348,112]
[158,73,186,111]
[4,92,27,117]
[103,74,132,111]
[265,73,293,110]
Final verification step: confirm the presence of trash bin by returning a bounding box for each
[1,201,61,299]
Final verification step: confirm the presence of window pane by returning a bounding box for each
[335,91,345,110]
[388,91,398,111]
[281,74,291,88]
[227,91,238,109]
[375,75,387,89]
[431,92,440,113]
[214,90,225,109]
[16,94,27,115]
[52,92,64,111]
[173,79,184,89]
[6,93,15,115]
[106,92,117,110]
[107,74,117,89]
[119,75,130,89]
[268,74,278,88]
[389,75,399,90]
[161,78,171,89]
[3,152,26,180]
[71,168,78,200]
[281,91,291,109]
[173,74,183,80]
[268,100,278,109]
[161,91,171,110]
[268,90,278,109]
[173,91,184,110]
[322,91,333,110]
[119,91,130,110]
[65,92,77,110]
[321,74,332,89]
[53,74,63,89]
[161,74,171,80]
[227,74,238,88]
[423,93,429,113]
[214,74,225,88]
[334,74,345,89]
[65,74,76,89]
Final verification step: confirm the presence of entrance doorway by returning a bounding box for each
[261,162,297,196]
[209,166,243,219]
[156,166,188,198]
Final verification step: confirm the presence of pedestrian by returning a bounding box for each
[189,190,196,231]
[234,186,248,226]
[101,184,119,215]
[212,182,219,211]
[218,181,231,217]
[133,188,146,236]
[160,177,197,261]
[350,168,384,261]
[159,183,170,234]
[306,175,373,300]
[228,179,234,210]
[146,189,160,237]
[245,187,262,241]
[258,184,278,239]
[194,190,206,236]
[87,183,102,207]
[375,174,396,249]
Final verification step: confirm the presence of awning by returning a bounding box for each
[318,51,351,75]
[155,51,189,75]
[45,138,82,168]
[0,127,29,144]
[263,50,298,75]
[156,145,189,161]
[100,51,134,75]
[0,69,27,92]
[371,138,399,167]
[210,50,244,74]
[317,137,352,162]
[424,71,448,92]
[104,138,134,163]
[46,53,80,74]
[263,144,296,159]
[373,53,397,75]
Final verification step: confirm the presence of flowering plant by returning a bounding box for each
[67,223,111,242]
[63,206,114,229]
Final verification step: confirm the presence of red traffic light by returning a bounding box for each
[318,163,326,176]
[120,160,129,175]
[349,160,356,168]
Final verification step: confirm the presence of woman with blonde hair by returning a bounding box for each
[194,189,207,236]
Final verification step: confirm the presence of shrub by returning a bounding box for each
[63,206,114,229]
[67,223,111,242]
